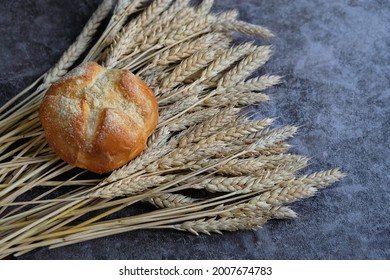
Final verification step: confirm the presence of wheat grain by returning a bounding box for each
[162,13,214,46]
[290,169,345,189]
[219,202,297,220]
[0,0,113,141]
[174,216,266,235]
[116,6,203,70]
[234,126,298,146]
[133,6,198,54]
[218,46,272,89]
[86,0,147,61]
[0,0,345,256]
[142,70,166,88]
[183,46,272,112]
[136,0,174,29]
[250,185,317,206]
[166,108,219,131]
[146,141,227,171]
[114,0,137,15]
[211,126,296,158]
[203,75,281,105]
[214,19,274,39]
[104,0,174,67]
[199,42,258,84]
[160,49,218,90]
[149,34,232,89]
[214,9,239,23]
[245,142,291,157]
[102,128,174,184]
[178,107,240,147]
[149,33,227,70]
[44,0,113,85]
[237,75,282,91]
[145,193,196,208]
[159,95,199,122]
[269,206,297,219]
[190,170,294,193]
[195,0,214,15]
[197,118,273,145]
[204,91,269,107]
[187,154,307,176]
[158,84,206,105]
[213,155,309,176]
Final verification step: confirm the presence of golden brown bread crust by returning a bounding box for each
[39,62,158,173]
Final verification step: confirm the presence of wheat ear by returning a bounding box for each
[173,216,267,235]
[44,0,114,85]
[145,193,196,209]
[91,175,176,198]
[178,107,240,147]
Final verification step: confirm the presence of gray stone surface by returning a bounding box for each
[0,0,389,259]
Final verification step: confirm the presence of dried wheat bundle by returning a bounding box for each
[0,0,344,258]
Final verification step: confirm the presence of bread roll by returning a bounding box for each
[39,62,158,174]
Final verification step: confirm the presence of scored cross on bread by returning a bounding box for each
[39,62,158,174]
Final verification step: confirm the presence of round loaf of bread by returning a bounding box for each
[39,62,158,174]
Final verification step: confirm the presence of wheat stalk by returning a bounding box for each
[146,33,229,71]
[190,171,294,193]
[0,0,113,134]
[178,107,240,147]
[145,193,196,209]
[173,216,267,235]
[160,49,217,90]
[219,46,272,89]
[214,19,274,39]
[0,0,344,258]
[167,108,219,131]
[220,202,298,222]
[44,0,114,85]
[104,0,174,68]
[92,175,176,198]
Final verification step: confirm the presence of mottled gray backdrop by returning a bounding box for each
[0,0,389,259]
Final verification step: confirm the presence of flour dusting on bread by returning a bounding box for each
[39,62,159,174]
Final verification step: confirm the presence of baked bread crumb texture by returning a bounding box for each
[39,62,158,174]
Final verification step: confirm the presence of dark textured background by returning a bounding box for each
[0,0,389,260]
